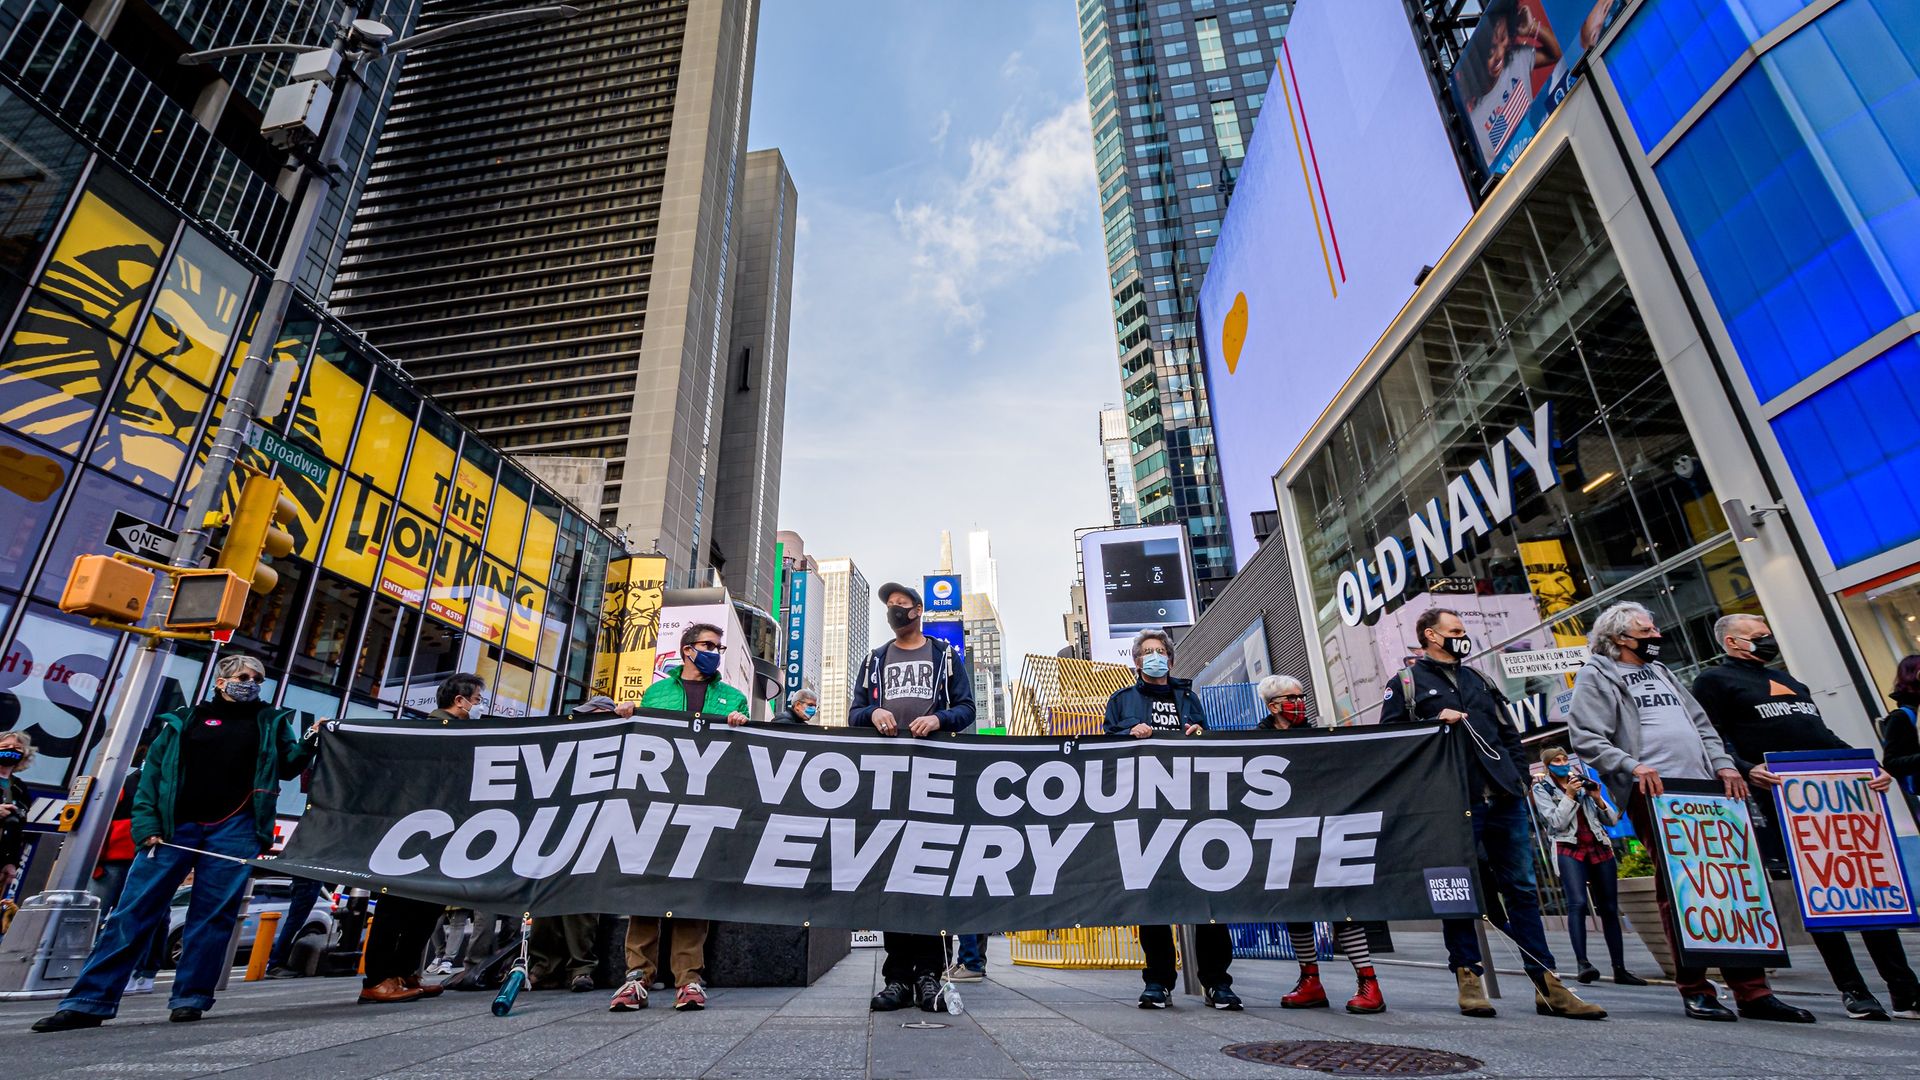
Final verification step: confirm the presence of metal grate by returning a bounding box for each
[1222,1041,1482,1076]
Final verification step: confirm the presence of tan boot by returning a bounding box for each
[1456,969,1496,1017]
[1535,970,1607,1020]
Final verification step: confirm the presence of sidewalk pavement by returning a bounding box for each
[9,929,1920,1080]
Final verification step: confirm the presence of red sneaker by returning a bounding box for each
[1281,970,1329,1009]
[1347,974,1385,1014]
[674,982,706,1011]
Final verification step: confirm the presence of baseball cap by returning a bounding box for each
[877,581,922,608]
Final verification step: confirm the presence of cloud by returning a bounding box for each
[929,110,951,145]
[1000,50,1029,80]
[893,102,1095,345]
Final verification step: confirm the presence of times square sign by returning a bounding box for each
[1334,403,1559,627]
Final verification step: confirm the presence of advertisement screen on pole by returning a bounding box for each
[1197,0,1474,568]
[1080,524,1198,666]
[924,574,961,613]
[1449,0,1625,176]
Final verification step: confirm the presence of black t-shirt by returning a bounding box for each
[175,699,261,825]
[683,679,710,715]
[1139,681,1184,731]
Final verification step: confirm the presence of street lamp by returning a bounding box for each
[0,3,577,999]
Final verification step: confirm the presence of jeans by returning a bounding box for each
[1442,791,1556,977]
[87,861,132,914]
[1138,924,1232,989]
[1555,852,1625,970]
[60,814,257,1018]
[268,877,325,970]
[1811,929,1919,1004]
[956,933,986,972]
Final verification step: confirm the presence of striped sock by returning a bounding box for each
[1287,924,1318,962]
[1335,924,1372,973]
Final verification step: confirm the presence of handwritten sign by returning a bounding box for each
[1650,781,1789,970]
[1767,750,1918,931]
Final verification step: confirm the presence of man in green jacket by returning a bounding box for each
[609,622,747,1014]
[36,654,312,1032]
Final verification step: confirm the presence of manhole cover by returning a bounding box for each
[1223,1041,1481,1076]
[900,1020,949,1030]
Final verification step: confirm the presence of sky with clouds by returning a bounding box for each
[748,1,1118,668]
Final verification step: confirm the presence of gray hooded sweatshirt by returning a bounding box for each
[1568,651,1733,805]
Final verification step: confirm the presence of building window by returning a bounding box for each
[1195,17,1226,71]
[1210,100,1244,158]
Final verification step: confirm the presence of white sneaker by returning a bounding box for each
[425,958,454,976]
[943,963,984,982]
[124,975,155,995]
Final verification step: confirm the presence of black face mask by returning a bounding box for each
[886,606,917,631]
[1744,634,1781,663]
[1627,635,1662,660]
[1442,634,1472,659]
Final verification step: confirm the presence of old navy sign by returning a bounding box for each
[1336,403,1558,627]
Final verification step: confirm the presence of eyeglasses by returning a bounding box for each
[225,674,261,683]
[1278,693,1306,702]
[690,641,726,653]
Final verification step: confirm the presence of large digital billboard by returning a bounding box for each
[1080,524,1198,667]
[1450,0,1625,175]
[1198,0,1475,567]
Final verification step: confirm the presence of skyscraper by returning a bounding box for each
[815,556,869,728]
[333,0,780,595]
[1098,407,1141,526]
[713,150,798,615]
[962,591,1007,730]
[1077,0,1293,600]
[966,529,999,611]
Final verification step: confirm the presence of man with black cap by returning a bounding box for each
[851,581,976,1012]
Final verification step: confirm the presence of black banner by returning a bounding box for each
[271,711,1478,933]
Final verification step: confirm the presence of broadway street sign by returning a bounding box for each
[272,712,1479,933]
[247,425,332,488]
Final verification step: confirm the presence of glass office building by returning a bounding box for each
[1291,156,1752,724]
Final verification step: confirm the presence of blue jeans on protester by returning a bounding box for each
[1442,791,1556,977]
[268,877,326,970]
[1556,851,1624,970]
[956,934,986,972]
[60,814,257,1017]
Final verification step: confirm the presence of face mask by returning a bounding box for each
[223,680,260,703]
[1140,653,1171,679]
[1628,635,1662,660]
[1546,763,1572,778]
[803,705,817,719]
[0,749,22,767]
[690,649,723,677]
[1442,634,1472,659]
[886,606,917,631]
[1278,699,1309,726]
[1745,634,1780,663]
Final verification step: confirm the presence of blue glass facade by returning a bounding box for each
[1610,0,1920,570]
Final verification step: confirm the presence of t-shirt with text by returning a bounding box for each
[882,642,936,724]
[1139,681,1184,731]
[1624,666,1711,781]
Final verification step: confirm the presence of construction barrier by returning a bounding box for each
[1009,926,1167,969]
[243,911,282,981]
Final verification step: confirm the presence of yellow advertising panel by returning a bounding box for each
[521,508,557,586]
[426,455,493,626]
[283,352,360,560]
[351,387,411,493]
[592,555,667,701]
[486,481,528,565]
[507,576,547,659]
[137,230,248,387]
[1519,538,1587,649]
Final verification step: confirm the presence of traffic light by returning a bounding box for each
[58,555,155,622]
[164,568,250,631]
[217,475,297,594]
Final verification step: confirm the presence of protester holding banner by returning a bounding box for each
[1256,675,1312,730]
[608,624,750,1014]
[776,689,819,724]
[1103,628,1242,1010]
[1530,746,1645,987]
[1381,608,1604,1021]
[1694,614,1918,1022]
[852,581,975,1013]
[34,655,315,1033]
[1570,602,1814,1024]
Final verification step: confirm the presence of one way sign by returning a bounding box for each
[104,510,178,561]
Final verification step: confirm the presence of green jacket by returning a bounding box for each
[640,669,748,716]
[132,703,314,852]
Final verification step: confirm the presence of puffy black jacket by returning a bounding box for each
[1380,656,1528,796]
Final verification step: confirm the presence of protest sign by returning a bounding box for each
[271,711,1479,933]
[1766,749,1918,931]
[1649,780,1789,970]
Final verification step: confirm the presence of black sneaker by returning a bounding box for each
[1139,983,1169,1009]
[264,966,303,980]
[1843,989,1890,1021]
[870,981,914,1012]
[1205,985,1243,1010]
[1576,963,1601,984]
[169,1007,203,1023]
[1736,995,1815,1023]
[1612,967,1649,986]
[31,1010,104,1033]
[915,973,944,1012]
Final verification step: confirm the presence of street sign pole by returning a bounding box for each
[0,43,365,1002]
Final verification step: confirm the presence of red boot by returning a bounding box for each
[1282,965,1329,1009]
[1346,970,1385,1014]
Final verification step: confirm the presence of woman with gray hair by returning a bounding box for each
[1256,675,1311,730]
[36,654,315,1033]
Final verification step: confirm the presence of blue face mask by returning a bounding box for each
[803,705,817,719]
[223,680,260,703]
[690,649,723,677]
[1140,653,1170,679]
[1546,763,1572,778]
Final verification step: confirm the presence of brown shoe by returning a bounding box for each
[1456,969,1496,1017]
[403,974,444,998]
[359,977,426,1005]
[1534,971,1608,1020]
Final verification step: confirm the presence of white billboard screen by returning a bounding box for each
[1080,524,1198,666]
